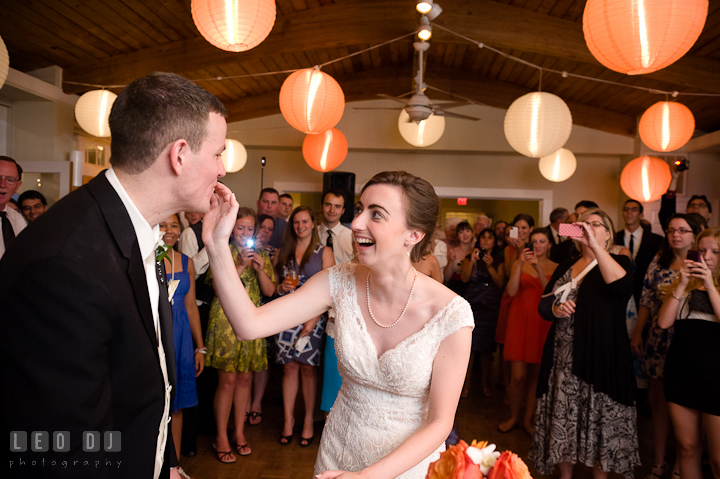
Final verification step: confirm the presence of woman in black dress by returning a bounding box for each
[658,227,720,479]
[461,228,504,397]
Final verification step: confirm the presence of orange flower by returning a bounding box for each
[487,452,532,479]
[426,441,483,479]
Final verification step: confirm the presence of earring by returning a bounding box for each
[404,242,411,256]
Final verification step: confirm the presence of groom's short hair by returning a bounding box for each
[109,72,226,174]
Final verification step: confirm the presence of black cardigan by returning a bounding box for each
[537,254,637,406]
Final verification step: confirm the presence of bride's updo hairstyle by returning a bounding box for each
[361,171,439,263]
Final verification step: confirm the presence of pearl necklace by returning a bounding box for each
[366,267,417,328]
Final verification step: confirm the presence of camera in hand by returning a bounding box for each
[245,238,255,250]
[687,250,700,262]
[674,158,689,172]
[525,242,533,252]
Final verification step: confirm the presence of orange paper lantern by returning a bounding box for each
[192,0,276,52]
[620,156,672,203]
[583,0,708,75]
[279,68,345,134]
[639,101,695,152]
[302,128,348,172]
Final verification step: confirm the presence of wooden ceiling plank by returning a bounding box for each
[305,0,322,8]
[240,59,278,93]
[487,49,511,80]
[358,45,373,71]
[52,0,146,51]
[548,0,576,19]
[0,3,101,63]
[289,0,309,11]
[274,0,296,16]
[369,45,383,69]
[522,0,545,13]
[496,49,526,83]
[36,0,130,54]
[452,43,469,71]
[336,47,356,76]
[154,0,195,35]
[442,43,456,68]
[60,0,720,95]
[81,1,163,48]
[389,42,401,64]
[207,64,250,100]
[536,0,557,15]
[248,59,283,90]
[120,0,186,43]
[225,63,264,96]
[195,67,239,101]
[562,0,585,22]
[0,19,84,66]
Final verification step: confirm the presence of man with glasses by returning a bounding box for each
[0,156,26,260]
[659,164,713,228]
[18,190,47,223]
[614,199,663,304]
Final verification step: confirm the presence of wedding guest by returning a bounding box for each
[632,214,703,479]
[0,156,26,260]
[317,189,354,265]
[461,228,504,397]
[158,214,205,477]
[532,208,640,479]
[278,193,293,221]
[495,220,507,250]
[445,221,474,296]
[500,228,556,433]
[275,206,334,447]
[658,227,720,479]
[205,207,276,462]
[18,190,47,223]
[413,245,442,282]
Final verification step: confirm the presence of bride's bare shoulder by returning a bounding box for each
[416,272,458,310]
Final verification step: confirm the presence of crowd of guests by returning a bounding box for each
[2,150,719,479]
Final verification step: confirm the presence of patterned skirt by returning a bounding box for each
[531,312,640,479]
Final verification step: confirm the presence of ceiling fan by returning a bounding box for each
[354,41,481,123]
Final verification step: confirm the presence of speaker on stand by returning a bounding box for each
[322,171,356,225]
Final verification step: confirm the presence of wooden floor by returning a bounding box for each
[178,359,662,479]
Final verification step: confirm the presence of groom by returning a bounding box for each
[0,73,227,478]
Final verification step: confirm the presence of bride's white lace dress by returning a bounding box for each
[314,263,474,478]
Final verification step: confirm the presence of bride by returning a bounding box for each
[203,171,474,479]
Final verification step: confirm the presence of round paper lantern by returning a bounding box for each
[538,148,577,182]
[75,90,117,138]
[504,92,573,158]
[620,156,672,203]
[639,101,695,152]
[221,139,247,173]
[279,68,345,134]
[583,0,708,75]
[0,35,9,90]
[191,0,276,52]
[302,128,347,172]
[397,110,445,147]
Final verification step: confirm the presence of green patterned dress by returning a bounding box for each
[205,244,275,372]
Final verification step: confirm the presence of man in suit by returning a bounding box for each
[0,156,26,260]
[614,199,663,304]
[547,207,569,263]
[0,72,227,478]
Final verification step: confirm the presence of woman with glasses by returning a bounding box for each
[532,208,639,479]
[632,213,703,479]
[658,227,720,479]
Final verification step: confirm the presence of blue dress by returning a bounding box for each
[275,245,327,366]
[167,253,198,412]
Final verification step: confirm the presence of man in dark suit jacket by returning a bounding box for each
[546,207,569,263]
[0,73,227,478]
[614,199,664,304]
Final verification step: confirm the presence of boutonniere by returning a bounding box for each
[155,241,171,263]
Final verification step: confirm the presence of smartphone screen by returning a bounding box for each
[687,250,701,262]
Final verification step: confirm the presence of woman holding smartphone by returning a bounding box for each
[499,228,556,433]
[632,213,702,479]
[205,207,276,462]
[658,227,720,479]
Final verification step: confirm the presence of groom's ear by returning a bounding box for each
[168,139,189,176]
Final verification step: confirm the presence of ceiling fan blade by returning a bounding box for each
[377,93,409,105]
[434,110,481,121]
[352,107,404,111]
[431,101,469,110]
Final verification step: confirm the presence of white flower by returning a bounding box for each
[466,444,501,475]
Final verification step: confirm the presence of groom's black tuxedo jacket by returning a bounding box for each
[0,171,177,478]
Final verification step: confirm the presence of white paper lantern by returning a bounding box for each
[398,110,445,147]
[0,35,8,90]
[538,148,577,182]
[221,139,247,173]
[504,92,573,158]
[75,90,117,138]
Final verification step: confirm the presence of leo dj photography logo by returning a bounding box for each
[9,431,121,471]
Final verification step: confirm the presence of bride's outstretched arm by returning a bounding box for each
[318,325,473,479]
[203,184,332,340]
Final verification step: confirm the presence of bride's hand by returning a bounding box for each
[202,183,239,253]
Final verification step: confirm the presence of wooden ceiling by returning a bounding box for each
[2,0,720,138]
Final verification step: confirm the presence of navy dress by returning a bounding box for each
[167,253,198,412]
[275,245,327,366]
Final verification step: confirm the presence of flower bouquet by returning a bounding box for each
[426,440,532,479]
